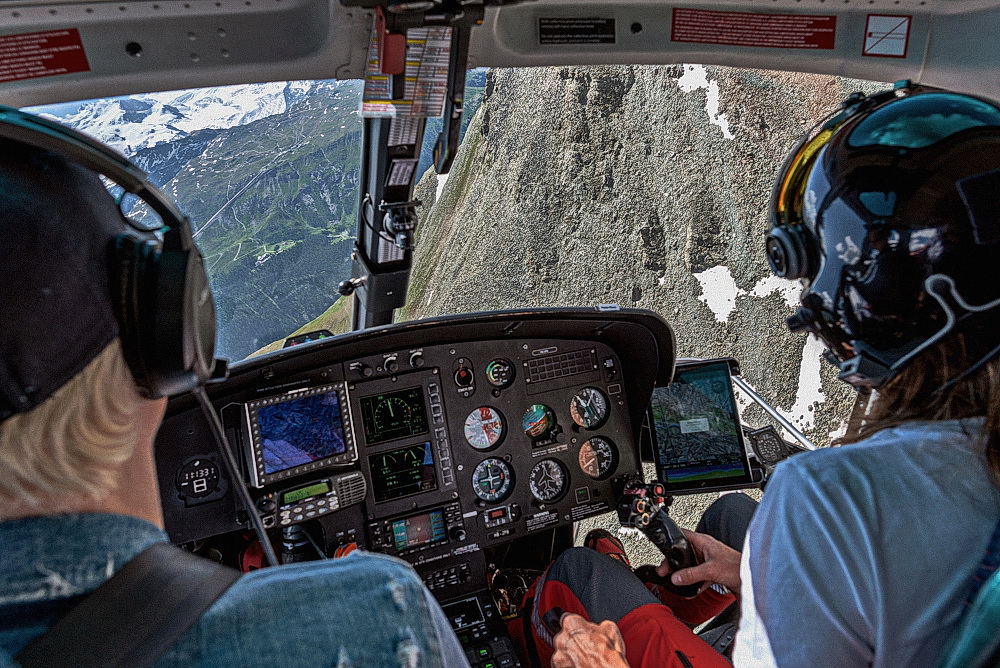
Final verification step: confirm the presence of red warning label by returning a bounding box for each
[0,29,90,84]
[671,8,836,50]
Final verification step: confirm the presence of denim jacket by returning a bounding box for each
[0,513,471,667]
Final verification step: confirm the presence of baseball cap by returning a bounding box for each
[0,139,130,424]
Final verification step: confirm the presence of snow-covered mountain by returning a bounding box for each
[31,80,320,155]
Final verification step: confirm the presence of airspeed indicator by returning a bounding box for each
[464,407,505,450]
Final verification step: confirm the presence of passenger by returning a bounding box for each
[0,136,470,667]
[537,85,1000,668]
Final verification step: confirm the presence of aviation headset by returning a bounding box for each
[0,105,217,399]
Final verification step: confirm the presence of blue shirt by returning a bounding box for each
[735,419,1000,667]
[0,513,471,667]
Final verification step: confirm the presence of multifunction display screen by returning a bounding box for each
[254,390,347,475]
[359,386,430,445]
[369,442,437,503]
[391,509,447,552]
[650,361,752,491]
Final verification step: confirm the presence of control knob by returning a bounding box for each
[256,497,276,515]
[449,527,467,541]
[409,352,425,368]
[384,357,398,373]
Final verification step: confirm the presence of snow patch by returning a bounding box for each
[787,335,826,431]
[694,266,799,323]
[676,65,734,140]
[693,265,741,323]
[436,172,449,201]
[749,275,800,307]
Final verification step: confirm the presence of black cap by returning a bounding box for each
[0,139,128,424]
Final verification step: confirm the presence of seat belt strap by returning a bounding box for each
[14,543,241,668]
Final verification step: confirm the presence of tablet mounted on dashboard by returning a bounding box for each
[649,358,757,494]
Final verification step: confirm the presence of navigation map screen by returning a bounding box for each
[359,386,430,445]
[254,389,348,475]
[650,361,752,492]
[391,509,447,552]
[369,442,437,503]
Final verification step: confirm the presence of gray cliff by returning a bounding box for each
[405,65,875,551]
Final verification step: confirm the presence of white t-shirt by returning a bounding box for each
[734,419,1000,667]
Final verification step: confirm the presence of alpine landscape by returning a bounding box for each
[39,65,870,540]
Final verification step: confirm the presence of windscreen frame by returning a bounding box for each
[243,382,357,488]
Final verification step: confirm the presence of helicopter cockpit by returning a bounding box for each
[4,0,1000,666]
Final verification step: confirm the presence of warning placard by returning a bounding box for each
[863,15,911,58]
[671,8,836,50]
[0,30,90,84]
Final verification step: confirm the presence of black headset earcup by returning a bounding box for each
[765,226,813,279]
[111,232,215,398]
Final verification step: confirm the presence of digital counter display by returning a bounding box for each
[282,480,331,505]
[255,390,347,475]
[369,442,437,503]
[392,509,447,552]
[359,386,429,445]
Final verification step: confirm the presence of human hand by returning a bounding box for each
[656,528,741,595]
[551,613,631,668]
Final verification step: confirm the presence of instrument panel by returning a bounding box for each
[155,309,674,596]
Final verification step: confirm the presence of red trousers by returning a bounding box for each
[519,548,733,668]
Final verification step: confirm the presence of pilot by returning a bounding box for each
[0,133,470,666]
[537,84,1000,668]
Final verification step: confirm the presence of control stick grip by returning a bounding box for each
[636,504,703,598]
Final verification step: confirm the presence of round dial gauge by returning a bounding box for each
[579,437,619,480]
[464,407,506,450]
[485,359,516,388]
[750,429,783,464]
[472,458,514,503]
[529,459,568,503]
[570,387,609,429]
[523,404,556,439]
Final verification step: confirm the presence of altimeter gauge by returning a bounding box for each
[472,458,514,503]
[464,407,505,450]
[529,459,568,503]
[578,436,618,480]
[569,387,609,429]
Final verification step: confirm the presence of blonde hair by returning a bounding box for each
[0,339,144,510]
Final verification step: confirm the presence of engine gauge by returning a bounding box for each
[485,358,515,389]
[464,407,506,450]
[569,387,609,429]
[522,404,556,439]
[472,458,514,503]
[579,437,619,480]
[529,459,568,503]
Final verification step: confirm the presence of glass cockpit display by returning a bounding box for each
[649,361,754,492]
[359,386,430,445]
[369,442,438,503]
[245,384,356,487]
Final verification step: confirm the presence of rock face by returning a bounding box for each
[406,65,871,541]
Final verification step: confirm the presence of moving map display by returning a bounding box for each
[254,389,348,476]
[650,361,752,492]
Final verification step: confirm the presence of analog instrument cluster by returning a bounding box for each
[155,310,672,595]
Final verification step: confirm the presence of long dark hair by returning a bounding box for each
[837,330,1000,486]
